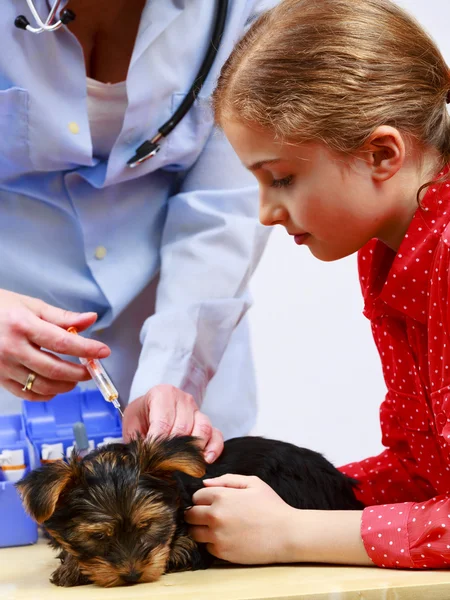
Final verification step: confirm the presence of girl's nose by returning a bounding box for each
[259,203,288,227]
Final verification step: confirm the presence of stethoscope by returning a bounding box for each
[14,0,228,168]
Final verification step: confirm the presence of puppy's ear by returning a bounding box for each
[16,459,79,524]
[137,436,206,478]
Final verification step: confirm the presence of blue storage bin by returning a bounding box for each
[0,387,123,548]
[0,414,38,547]
[23,388,122,465]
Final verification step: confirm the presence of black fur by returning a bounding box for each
[17,435,362,587]
[186,436,363,511]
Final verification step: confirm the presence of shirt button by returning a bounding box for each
[94,246,107,260]
[68,122,80,134]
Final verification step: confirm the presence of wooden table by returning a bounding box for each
[2,539,450,600]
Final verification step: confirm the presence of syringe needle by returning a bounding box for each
[67,327,123,420]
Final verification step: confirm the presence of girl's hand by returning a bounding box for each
[185,474,295,564]
[122,384,224,464]
[0,289,110,401]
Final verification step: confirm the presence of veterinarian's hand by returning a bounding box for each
[0,289,110,401]
[185,474,295,564]
[122,384,224,463]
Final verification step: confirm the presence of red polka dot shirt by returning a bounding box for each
[339,169,450,569]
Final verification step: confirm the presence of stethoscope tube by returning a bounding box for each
[14,0,228,169]
[15,0,75,33]
[127,0,229,167]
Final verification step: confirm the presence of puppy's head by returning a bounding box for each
[16,436,205,587]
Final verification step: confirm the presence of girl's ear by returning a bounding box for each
[362,126,406,182]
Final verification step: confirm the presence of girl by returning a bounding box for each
[185,0,450,570]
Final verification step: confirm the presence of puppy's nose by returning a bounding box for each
[122,571,142,584]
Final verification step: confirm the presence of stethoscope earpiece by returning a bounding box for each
[14,0,75,34]
[14,15,30,31]
[60,9,76,25]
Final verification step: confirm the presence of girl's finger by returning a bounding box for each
[183,505,211,526]
[203,474,252,489]
[191,486,217,506]
[187,525,212,544]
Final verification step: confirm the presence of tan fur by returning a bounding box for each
[156,456,205,478]
[17,461,77,524]
[168,535,200,572]
[18,436,206,587]
[138,436,207,478]
[77,544,173,587]
[51,552,90,587]
[131,500,171,528]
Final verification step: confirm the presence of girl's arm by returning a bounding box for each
[185,474,371,565]
[285,509,371,566]
[187,475,450,569]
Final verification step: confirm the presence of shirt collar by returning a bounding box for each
[362,167,450,324]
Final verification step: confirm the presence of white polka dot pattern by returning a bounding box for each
[339,170,450,569]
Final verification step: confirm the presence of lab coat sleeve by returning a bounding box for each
[128,126,269,405]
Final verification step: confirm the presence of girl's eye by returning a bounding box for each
[270,175,294,188]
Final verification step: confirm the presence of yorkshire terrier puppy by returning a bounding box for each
[16,436,363,587]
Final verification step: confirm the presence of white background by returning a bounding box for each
[0,1,449,470]
[250,0,450,466]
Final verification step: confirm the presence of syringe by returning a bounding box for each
[67,327,123,418]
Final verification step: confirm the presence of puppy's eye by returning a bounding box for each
[90,532,108,541]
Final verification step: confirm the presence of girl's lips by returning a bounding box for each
[294,233,309,245]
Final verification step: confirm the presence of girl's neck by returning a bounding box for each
[378,148,442,252]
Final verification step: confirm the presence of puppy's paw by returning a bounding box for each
[167,535,214,573]
[50,553,91,587]
[189,544,215,571]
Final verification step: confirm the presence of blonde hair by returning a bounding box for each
[213,0,450,171]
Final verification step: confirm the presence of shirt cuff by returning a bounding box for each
[361,503,414,568]
[128,348,208,408]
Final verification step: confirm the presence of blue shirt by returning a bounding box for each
[0,0,276,438]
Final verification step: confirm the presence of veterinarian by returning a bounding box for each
[0,0,277,462]
[187,0,450,571]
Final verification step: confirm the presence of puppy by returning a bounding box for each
[16,436,363,587]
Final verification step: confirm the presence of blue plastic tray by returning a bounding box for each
[23,388,122,465]
[0,414,37,547]
[0,388,122,547]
